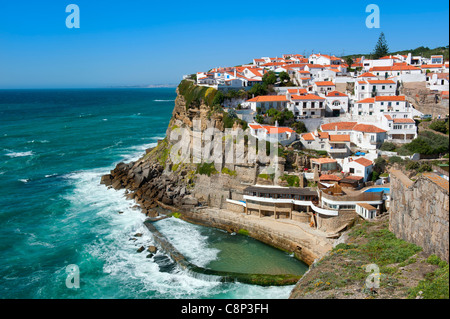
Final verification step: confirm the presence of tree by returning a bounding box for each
[279,71,290,83]
[262,71,277,86]
[429,120,449,134]
[345,57,353,69]
[373,32,389,59]
[292,121,307,134]
[255,114,264,124]
[212,91,224,106]
[248,83,268,97]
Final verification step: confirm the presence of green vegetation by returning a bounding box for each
[280,174,300,187]
[171,212,182,218]
[255,114,264,124]
[248,83,269,97]
[373,32,389,59]
[291,121,307,134]
[237,228,249,236]
[196,162,218,176]
[343,45,449,61]
[265,108,294,126]
[221,167,237,176]
[258,173,275,180]
[388,156,404,164]
[397,131,449,155]
[262,71,277,85]
[408,256,449,299]
[178,80,218,110]
[429,120,449,134]
[380,141,396,152]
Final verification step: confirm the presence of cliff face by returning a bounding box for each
[100,86,264,216]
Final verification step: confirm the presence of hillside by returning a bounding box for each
[342,45,449,60]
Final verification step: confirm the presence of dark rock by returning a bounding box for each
[146,253,154,258]
[134,233,143,237]
[118,211,124,214]
[112,179,122,190]
[137,246,145,253]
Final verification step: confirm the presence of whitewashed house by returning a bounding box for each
[342,157,373,182]
[354,79,397,100]
[289,94,326,118]
[249,124,296,145]
[313,81,336,94]
[325,90,349,116]
[245,95,288,112]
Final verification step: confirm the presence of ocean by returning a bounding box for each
[0,89,307,299]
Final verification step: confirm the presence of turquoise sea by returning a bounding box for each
[0,89,307,299]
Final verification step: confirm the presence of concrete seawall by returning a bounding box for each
[156,201,334,266]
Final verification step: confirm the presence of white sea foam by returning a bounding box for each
[5,151,34,158]
[19,179,29,183]
[45,174,58,178]
[153,99,175,102]
[27,140,49,144]
[59,141,293,298]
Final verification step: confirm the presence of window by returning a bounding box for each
[333,101,340,106]
[382,86,385,90]
[381,102,384,105]
[350,168,355,173]
[311,102,315,108]
[319,102,323,108]
[311,111,315,115]
[307,141,312,144]
[369,112,373,115]
[362,86,365,89]
[321,144,324,149]
[396,102,399,105]
[358,112,362,115]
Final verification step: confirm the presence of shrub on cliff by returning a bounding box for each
[196,162,218,176]
[178,80,218,109]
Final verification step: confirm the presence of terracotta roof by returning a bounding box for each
[306,64,325,68]
[375,95,406,101]
[353,157,373,167]
[393,118,415,123]
[358,72,377,78]
[352,124,387,133]
[291,94,325,100]
[318,132,329,139]
[321,122,357,131]
[247,95,287,102]
[320,174,341,181]
[384,114,393,120]
[266,126,294,134]
[249,124,263,130]
[311,158,337,164]
[315,81,335,86]
[421,64,443,68]
[367,80,396,84]
[356,98,375,103]
[329,134,350,142]
[287,88,307,94]
[301,133,315,141]
[326,91,348,97]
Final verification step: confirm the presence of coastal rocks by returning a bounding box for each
[100,174,113,186]
[147,246,158,253]
[137,246,145,253]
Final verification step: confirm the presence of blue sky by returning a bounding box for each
[0,0,448,88]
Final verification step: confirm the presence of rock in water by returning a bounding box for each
[137,246,145,253]
[147,246,158,253]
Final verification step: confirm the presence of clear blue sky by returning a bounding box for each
[0,0,448,88]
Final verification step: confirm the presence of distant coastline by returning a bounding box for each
[108,84,178,89]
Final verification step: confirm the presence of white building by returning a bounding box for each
[342,157,373,182]
[313,81,336,94]
[381,115,417,143]
[248,124,296,145]
[245,95,288,112]
[426,73,449,91]
[325,90,349,116]
[288,94,326,118]
[354,79,397,100]
[320,122,387,150]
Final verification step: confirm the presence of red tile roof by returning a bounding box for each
[393,118,415,123]
[375,95,406,101]
[321,122,358,131]
[320,174,341,181]
[352,124,387,133]
[315,81,335,86]
[291,94,325,100]
[358,72,377,78]
[301,133,315,141]
[326,91,348,97]
[318,132,329,139]
[247,95,287,102]
[367,80,396,84]
[353,158,373,167]
[329,134,350,142]
[356,98,375,103]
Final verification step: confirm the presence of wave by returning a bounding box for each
[5,151,34,158]
[153,99,175,102]
[18,179,30,183]
[45,174,58,178]
[27,140,49,144]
